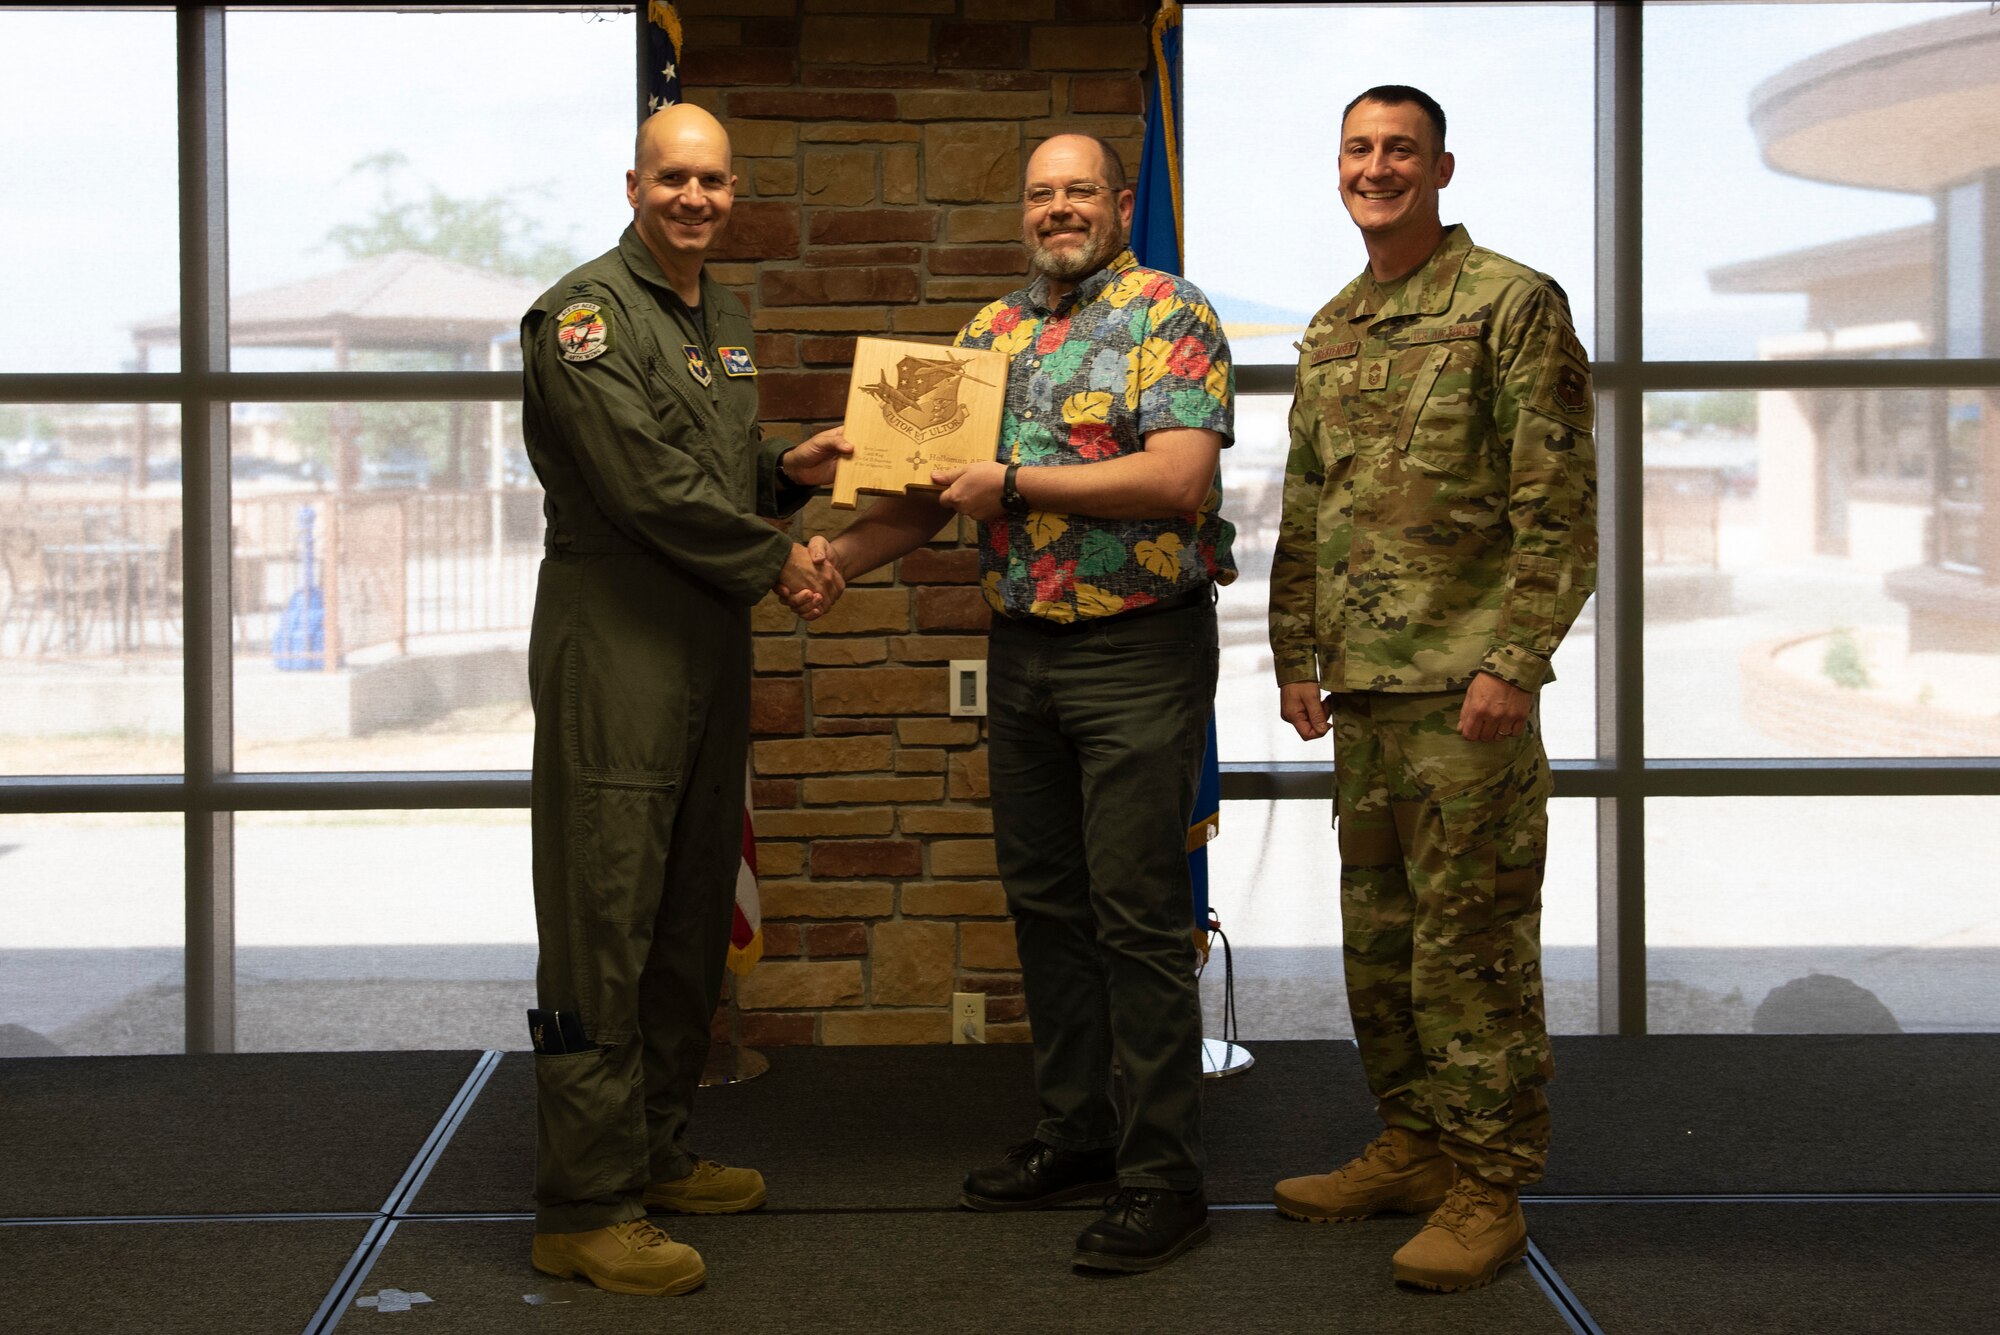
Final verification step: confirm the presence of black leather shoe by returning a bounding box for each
[960,1139,1118,1212]
[1071,1187,1210,1272]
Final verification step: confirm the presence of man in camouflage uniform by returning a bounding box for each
[1267,86,1596,1291]
[828,133,1234,1274]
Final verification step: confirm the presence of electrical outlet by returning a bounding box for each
[952,990,986,1044]
[947,659,988,717]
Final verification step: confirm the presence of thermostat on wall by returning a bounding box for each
[948,660,988,717]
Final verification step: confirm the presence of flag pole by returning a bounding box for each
[701,974,770,1086]
[1132,2,1251,1078]
[647,0,770,1088]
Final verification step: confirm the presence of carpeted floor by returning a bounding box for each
[2,1036,1994,1334]
[1537,1034,2000,1195]
[0,1051,480,1217]
[1529,1201,2000,1334]
[4,1219,372,1335]
[414,1041,1384,1213]
[418,1044,1048,1214]
[362,1212,1568,1334]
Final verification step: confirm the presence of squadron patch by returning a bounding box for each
[1554,365,1588,414]
[1530,326,1594,425]
[683,344,714,387]
[554,303,609,362]
[717,346,757,377]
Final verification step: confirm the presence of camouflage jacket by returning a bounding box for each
[1268,226,1596,694]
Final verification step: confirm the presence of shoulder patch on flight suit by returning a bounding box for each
[1529,327,1593,427]
[682,344,714,387]
[554,302,609,363]
[717,346,756,377]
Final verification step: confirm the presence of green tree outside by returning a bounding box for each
[284,155,579,486]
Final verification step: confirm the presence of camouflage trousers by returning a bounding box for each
[1331,689,1554,1186]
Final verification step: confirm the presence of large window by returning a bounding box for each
[1,5,631,1056]
[1186,1,2000,1035]
[6,3,1998,1052]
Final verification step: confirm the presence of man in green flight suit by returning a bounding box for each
[520,104,848,1298]
[1267,86,1597,1292]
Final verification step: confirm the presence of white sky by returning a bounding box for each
[0,8,633,377]
[0,2,1987,375]
[1186,0,1979,362]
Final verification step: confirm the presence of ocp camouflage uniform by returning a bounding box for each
[1268,225,1596,1185]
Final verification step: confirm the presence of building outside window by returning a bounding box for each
[3,2,1997,1057]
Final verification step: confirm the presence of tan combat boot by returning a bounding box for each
[644,1159,767,1214]
[1273,1126,1454,1223]
[530,1218,706,1296]
[1390,1171,1528,1292]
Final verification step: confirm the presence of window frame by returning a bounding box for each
[5,5,2000,1048]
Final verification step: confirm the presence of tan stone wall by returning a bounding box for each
[680,0,1152,1046]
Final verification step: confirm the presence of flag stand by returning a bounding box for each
[1199,912,1254,1079]
[1201,1038,1252,1079]
[700,1044,768,1086]
[700,977,769,1086]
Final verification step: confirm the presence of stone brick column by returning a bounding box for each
[678,0,1149,1045]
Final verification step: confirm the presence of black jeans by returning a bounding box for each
[986,594,1219,1191]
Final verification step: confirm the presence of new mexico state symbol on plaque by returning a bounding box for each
[832,337,1006,509]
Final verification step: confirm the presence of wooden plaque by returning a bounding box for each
[831,337,1008,509]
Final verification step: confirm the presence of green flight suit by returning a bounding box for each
[522,224,809,1234]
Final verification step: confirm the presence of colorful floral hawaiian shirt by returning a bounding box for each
[954,248,1236,623]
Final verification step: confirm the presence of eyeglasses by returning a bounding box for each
[1023,181,1114,209]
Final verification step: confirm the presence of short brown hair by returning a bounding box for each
[1342,85,1447,153]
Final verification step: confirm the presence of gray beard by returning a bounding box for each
[1030,228,1120,283]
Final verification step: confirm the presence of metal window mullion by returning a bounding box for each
[1615,359,2000,392]
[179,4,233,1055]
[1597,0,1646,1036]
[635,0,649,124]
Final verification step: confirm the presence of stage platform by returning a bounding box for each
[2,1037,1991,1333]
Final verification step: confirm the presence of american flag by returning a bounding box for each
[728,773,764,975]
[645,1,682,114]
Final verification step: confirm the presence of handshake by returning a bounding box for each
[770,424,851,621]
[776,534,844,621]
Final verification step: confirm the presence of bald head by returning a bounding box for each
[1027,133,1127,191]
[627,104,737,288]
[634,103,731,175]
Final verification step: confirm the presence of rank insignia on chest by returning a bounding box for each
[554,302,608,363]
[682,344,713,386]
[1361,356,1389,390]
[717,346,756,377]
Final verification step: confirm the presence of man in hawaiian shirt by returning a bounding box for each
[826,132,1235,1274]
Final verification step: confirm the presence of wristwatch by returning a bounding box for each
[1001,463,1030,516]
